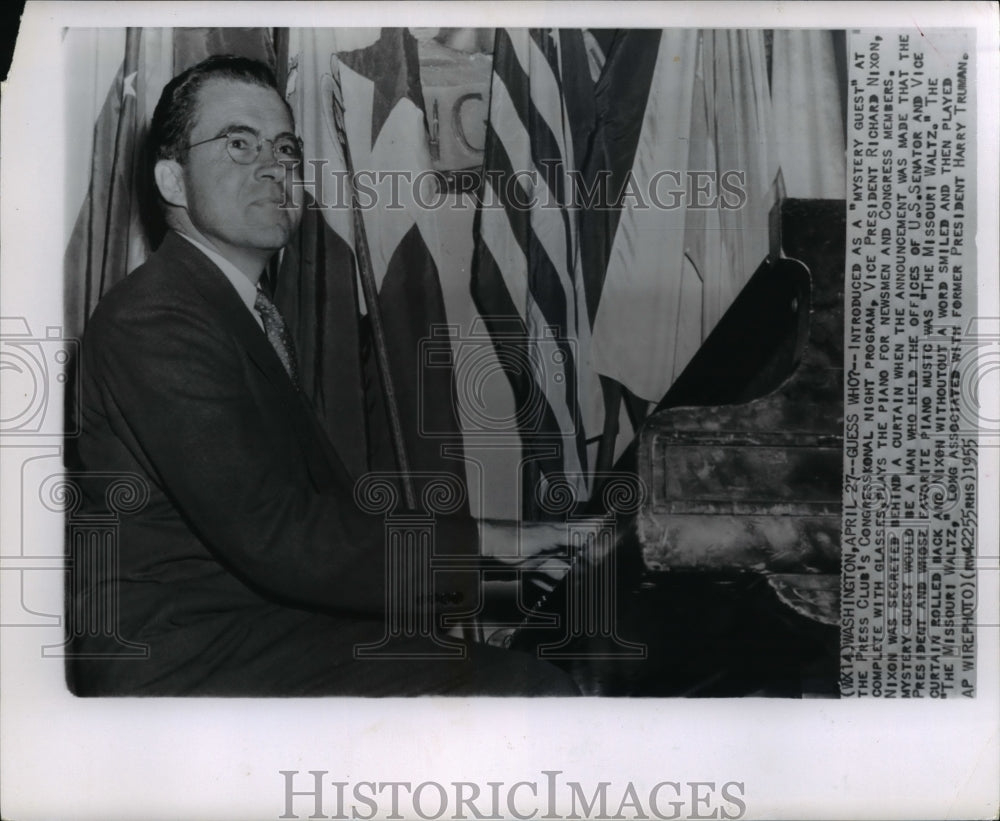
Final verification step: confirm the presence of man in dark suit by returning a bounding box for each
[68,55,577,696]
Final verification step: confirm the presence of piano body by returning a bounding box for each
[512,199,847,696]
[637,199,845,623]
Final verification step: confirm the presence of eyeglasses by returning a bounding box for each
[185,128,304,165]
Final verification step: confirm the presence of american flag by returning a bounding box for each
[472,29,780,522]
[471,29,605,520]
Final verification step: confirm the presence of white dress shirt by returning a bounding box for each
[177,232,264,329]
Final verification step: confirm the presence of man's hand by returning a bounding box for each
[478,516,620,586]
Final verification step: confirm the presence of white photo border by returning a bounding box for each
[1,2,997,819]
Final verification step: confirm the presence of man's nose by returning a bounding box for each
[254,140,284,180]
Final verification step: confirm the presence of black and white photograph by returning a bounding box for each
[1,2,997,819]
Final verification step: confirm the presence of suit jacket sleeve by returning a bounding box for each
[84,276,477,616]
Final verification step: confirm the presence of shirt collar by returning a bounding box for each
[176,232,263,325]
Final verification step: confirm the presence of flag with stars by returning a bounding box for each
[279,28,468,506]
[64,28,152,339]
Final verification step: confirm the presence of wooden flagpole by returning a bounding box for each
[329,65,417,511]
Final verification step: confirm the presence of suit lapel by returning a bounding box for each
[159,232,357,490]
[161,233,289,390]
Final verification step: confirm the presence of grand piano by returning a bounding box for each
[511,199,847,697]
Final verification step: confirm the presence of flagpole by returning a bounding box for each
[330,66,417,511]
[594,375,623,501]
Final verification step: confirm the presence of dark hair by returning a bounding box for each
[149,54,290,162]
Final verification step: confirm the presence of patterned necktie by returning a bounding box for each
[254,289,300,389]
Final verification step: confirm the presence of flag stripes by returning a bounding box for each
[472,28,598,519]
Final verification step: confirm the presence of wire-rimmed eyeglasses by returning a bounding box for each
[185,128,303,165]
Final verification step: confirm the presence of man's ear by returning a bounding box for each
[154,159,187,209]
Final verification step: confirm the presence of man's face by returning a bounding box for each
[176,79,303,261]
